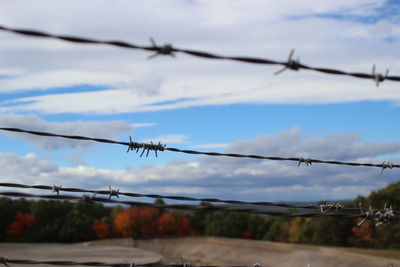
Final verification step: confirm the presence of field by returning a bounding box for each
[2,237,400,267]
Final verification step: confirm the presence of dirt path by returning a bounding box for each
[135,237,400,267]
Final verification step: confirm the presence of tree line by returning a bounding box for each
[0,182,399,248]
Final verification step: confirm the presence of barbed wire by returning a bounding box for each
[0,257,254,267]
[1,191,398,222]
[0,24,399,84]
[0,182,370,213]
[1,127,399,172]
[0,257,257,267]
[0,257,394,267]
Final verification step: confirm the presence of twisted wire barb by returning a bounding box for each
[358,203,395,226]
[0,24,399,83]
[0,182,368,212]
[1,127,399,171]
[1,191,399,221]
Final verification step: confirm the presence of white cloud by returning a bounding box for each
[4,72,400,114]
[142,134,188,144]
[190,143,229,149]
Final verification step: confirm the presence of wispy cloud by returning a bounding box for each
[190,143,229,149]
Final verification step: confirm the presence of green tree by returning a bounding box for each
[59,208,96,242]
[205,212,249,237]
[263,217,289,242]
[311,217,353,246]
[248,214,270,240]
[190,202,212,234]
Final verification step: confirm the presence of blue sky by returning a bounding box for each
[0,0,399,202]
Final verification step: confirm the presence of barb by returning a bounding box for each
[148,38,175,59]
[0,182,371,212]
[108,185,119,199]
[1,127,399,171]
[52,185,61,195]
[180,257,191,267]
[372,64,389,87]
[358,203,395,226]
[381,161,393,175]
[0,257,9,267]
[274,49,300,75]
[375,203,395,226]
[0,24,399,83]
[1,191,392,220]
[298,157,312,167]
[320,202,345,213]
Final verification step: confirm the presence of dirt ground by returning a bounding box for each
[134,237,400,267]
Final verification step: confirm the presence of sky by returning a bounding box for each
[0,0,400,203]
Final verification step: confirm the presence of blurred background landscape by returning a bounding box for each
[2,182,399,248]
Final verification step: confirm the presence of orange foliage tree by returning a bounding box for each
[113,207,196,238]
[178,215,196,236]
[157,212,178,236]
[348,219,377,247]
[7,211,37,242]
[137,208,160,237]
[92,219,109,239]
[113,207,161,238]
[113,209,134,237]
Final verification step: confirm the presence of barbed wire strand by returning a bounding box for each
[0,257,255,267]
[1,191,399,222]
[1,127,399,171]
[0,182,367,213]
[0,24,399,84]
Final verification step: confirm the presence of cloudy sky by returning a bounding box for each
[0,0,399,202]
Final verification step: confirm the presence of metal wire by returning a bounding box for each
[0,257,253,267]
[1,191,398,221]
[0,182,364,212]
[0,24,399,83]
[1,127,399,171]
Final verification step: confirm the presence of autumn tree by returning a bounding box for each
[113,208,135,237]
[0,198,31,241]
[113,207,161,238]
[157,212,178,236]
[287,217,304,243]
[92,219,110,239]
[348,219,377,247]
[7,211,37,242]
[178,215,196,236]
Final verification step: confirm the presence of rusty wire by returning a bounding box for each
[0,257,255,267]
[0,127,399,171]
[0,24,399,84]
[0,182,366,213]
